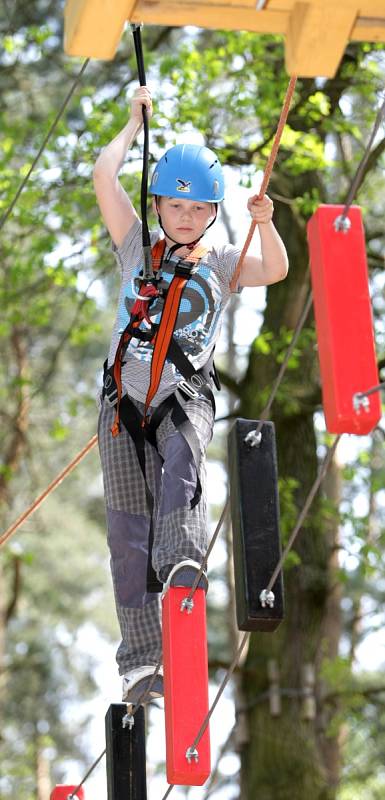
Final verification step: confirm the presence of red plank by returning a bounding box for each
[162,586,210,785]
[307,205,381,434]
[50,788,84,800]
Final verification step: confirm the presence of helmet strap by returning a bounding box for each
[155,198,218,253]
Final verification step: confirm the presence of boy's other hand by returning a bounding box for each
[247,193,274,224]
[130,86,153,124]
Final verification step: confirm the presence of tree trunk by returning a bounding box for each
[237,175,341,799]
[36,737,51,800]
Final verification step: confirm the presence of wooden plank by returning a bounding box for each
[162,586,210,785]
[285,2,357,76]
[130,2,287,34]
[228,419,284,632]
[64,0,136,58]
[50,789,84,800]
[307,205,381,435]
[105,704,147,800]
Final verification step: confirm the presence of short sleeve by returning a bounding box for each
[211,243,243,294]
[111,218,142,275]
[111,218,160,276]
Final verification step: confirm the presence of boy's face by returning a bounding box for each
[153,196,215,245]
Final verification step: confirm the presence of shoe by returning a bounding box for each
[122,665,164,709]
[162,559,209,595]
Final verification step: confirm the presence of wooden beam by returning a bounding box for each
[352,16,385,40]
[63,0,385,72]
[131,2,287,34]
[64,0,136,58]
[267,0,385,13]
[285,2,357,76]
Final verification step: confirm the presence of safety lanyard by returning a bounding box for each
[131,24,153,280]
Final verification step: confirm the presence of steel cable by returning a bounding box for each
[0,59,89,232]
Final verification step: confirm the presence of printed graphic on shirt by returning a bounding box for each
[118,259,222,363]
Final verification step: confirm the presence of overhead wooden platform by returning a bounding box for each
[64,0,385,77]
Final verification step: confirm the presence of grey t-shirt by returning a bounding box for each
[107,218,241,406]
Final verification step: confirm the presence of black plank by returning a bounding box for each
[105,704,147,800]
[228,418,284,632]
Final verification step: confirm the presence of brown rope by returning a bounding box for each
[0,434,98,548]
[229,75,297,293]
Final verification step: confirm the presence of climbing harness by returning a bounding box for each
[108,238,215,437]
[102,234,220,589]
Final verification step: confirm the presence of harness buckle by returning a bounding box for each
[177,380,200,400]
[177,372,208,400]
[133,274,161,296]
[174,260,197,278]
[103,367,118,406]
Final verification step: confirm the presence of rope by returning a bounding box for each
[264,434,341,593]
[184,499,230,603]
[188,632,250,752]
[68,747,106,799]
[252,287,313,439]
[185,283,313,603]
[0,435,98,548]
[340,94,385,221]
[229,75,297,292]
[354,381,385,400]
[0,59,89,233]
[160,633,250,800]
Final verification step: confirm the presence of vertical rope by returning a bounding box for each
[229,75,297,292]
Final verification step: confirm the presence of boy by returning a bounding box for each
[93,86,288,710]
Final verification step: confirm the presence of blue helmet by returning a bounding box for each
[150,144,225,203]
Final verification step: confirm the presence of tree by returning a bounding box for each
[1,11,385,798]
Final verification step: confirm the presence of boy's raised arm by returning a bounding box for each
[93,86,153,248]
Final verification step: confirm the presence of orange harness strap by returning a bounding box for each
[111,241,207,437]
[143,243,207,421]
[111,239,167,437]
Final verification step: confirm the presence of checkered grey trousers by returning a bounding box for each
[98,393,214,675]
